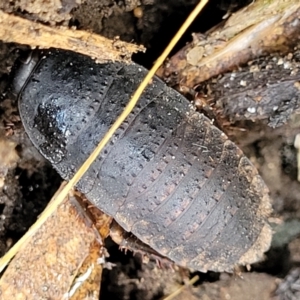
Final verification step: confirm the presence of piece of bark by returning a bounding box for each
[158,0,300,89]
[0,10,144,63]
[65,242,103,300]
[195,50,300,128]
[0,138,19,188]
[0,193,111,299]
[0,0,80,25]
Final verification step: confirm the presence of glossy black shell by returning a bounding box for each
[16,50,272,272]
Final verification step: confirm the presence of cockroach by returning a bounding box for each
[13,49,272,272]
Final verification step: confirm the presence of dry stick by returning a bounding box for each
[0,10,143,62]
[0,0,209,273]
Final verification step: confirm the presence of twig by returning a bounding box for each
[0,10,144,62]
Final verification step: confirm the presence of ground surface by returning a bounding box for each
[0,0,300,299]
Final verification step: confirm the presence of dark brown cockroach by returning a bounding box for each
[13,49,272,273]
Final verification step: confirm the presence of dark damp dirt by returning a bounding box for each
[0,0,300,299]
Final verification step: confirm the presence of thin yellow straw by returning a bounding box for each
[163,275,199,300]
[0,0,208,272]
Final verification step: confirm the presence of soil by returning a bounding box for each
[0,0,300,299]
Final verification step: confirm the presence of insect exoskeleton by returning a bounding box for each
[14,49,272,272]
